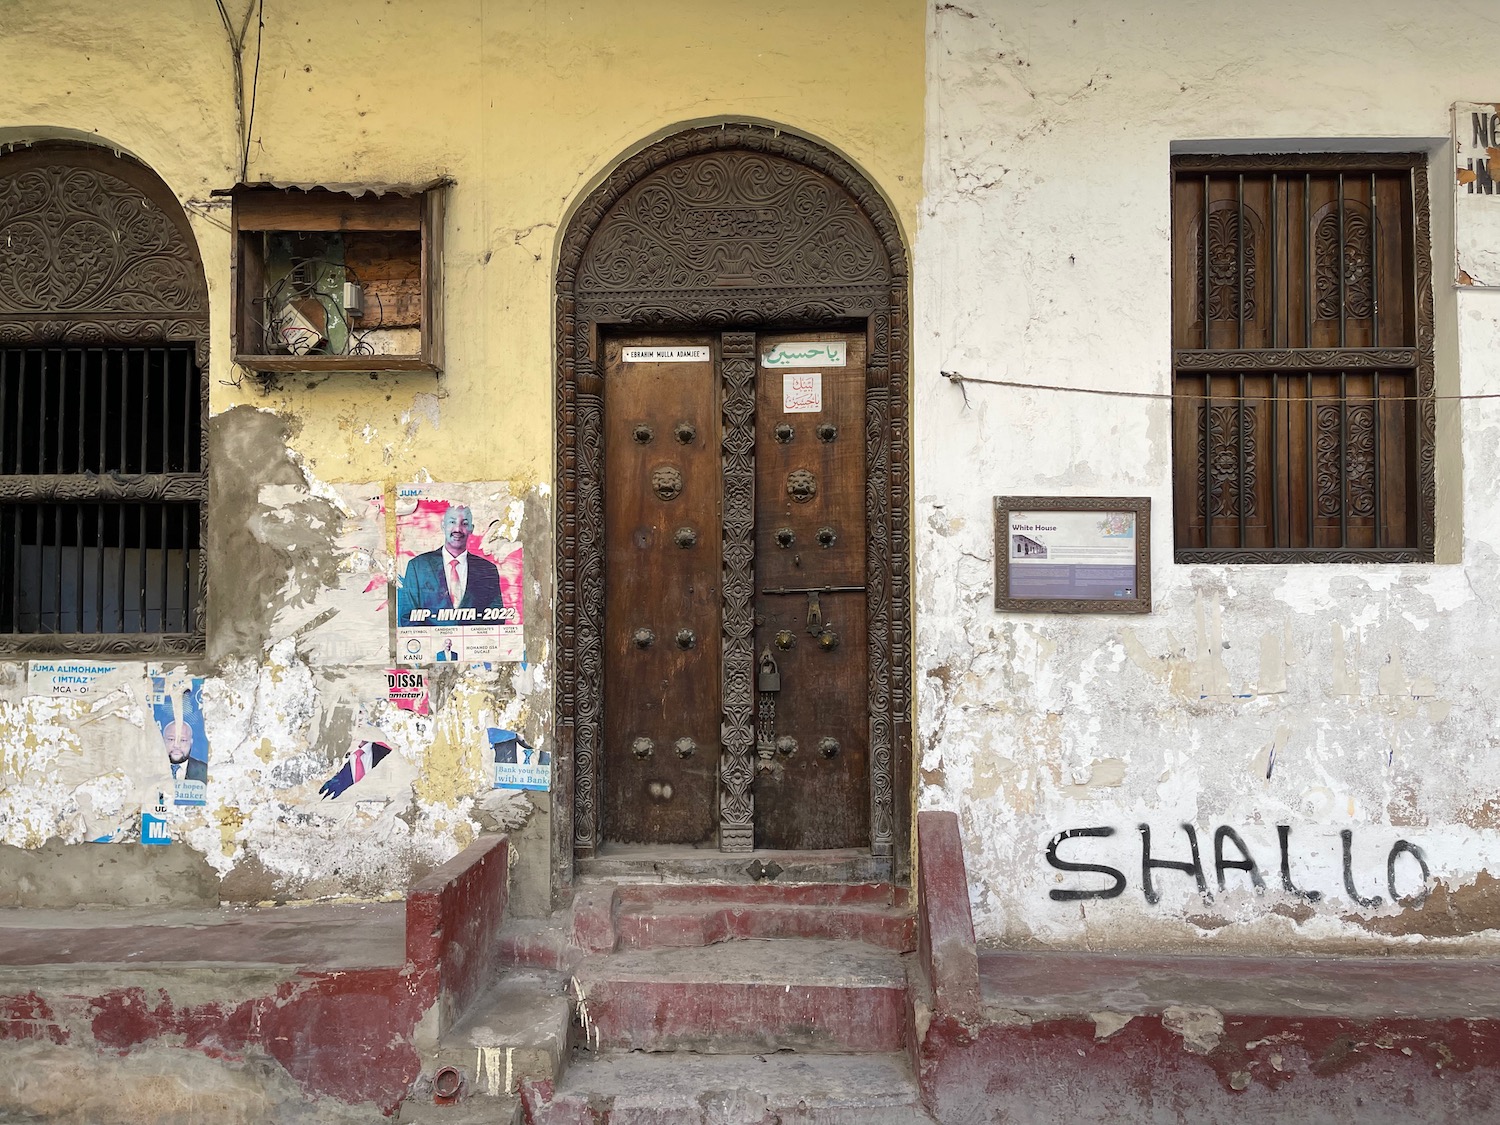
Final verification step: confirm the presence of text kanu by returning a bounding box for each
[1046,824,1432,907]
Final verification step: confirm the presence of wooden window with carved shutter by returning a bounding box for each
[1171,153,1435,562]
[0,144,208,652]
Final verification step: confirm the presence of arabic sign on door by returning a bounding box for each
[761,341,847,368]
[782,372,823,413]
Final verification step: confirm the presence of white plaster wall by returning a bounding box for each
[916,0,1500,950]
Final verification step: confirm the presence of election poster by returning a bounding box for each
[394,483,524,664]
[151,671,210,807]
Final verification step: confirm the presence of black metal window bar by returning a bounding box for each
[0,346,202,635]
[1171,156,1432,562]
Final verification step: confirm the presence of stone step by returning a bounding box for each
[614,899,916,952]
[397,1093,522,1124]
[573,938,907,1053]
[428,973,572,1098]
[523,1050,936,1124]
[495,918,578,972]
[577,844,889,885]
[612,882,908,907]
[570,880,914,954]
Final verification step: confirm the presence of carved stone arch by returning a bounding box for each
[0,141,210,365]
[555,124,911,883]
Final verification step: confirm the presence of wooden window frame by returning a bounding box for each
[0,143,209,656]
[1171,152,1436,564]
[228,183,446,374]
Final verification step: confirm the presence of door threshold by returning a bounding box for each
[577,843,890,885]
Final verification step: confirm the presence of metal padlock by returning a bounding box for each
[757,649,781,693]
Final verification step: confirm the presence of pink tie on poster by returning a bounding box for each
[353,745,365,782]
[449,558,461,606]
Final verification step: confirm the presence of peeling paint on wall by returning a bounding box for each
[917,0,1500,951]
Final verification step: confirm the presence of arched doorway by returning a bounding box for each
[555,125,910,878]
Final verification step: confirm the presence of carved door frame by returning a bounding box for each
[554,124,911,884]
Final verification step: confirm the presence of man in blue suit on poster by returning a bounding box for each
[397,504,503,627]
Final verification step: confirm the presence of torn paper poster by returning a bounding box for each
[490,727,549,791]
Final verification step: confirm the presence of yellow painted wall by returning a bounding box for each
[0,0,922,901]
[2,0,924,484]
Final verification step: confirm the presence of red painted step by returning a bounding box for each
[570,880,916,954]
[572,938,908,1053]
[615,899,915,951]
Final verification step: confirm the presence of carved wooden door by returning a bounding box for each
[602,334,722,844]
[602,329,869,849]
[750,330,869,849]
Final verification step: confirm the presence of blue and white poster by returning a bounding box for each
[151,673,209,807]
[489,727,549,791]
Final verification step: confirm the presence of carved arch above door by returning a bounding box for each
[555,124,911,880]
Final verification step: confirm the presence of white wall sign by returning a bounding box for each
[27,661,135,699]
[761,341,846,368]
[622,346,711,362]
[782,372,823,413]
[1453,101,1500,286]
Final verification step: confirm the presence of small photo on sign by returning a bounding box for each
[782,372,823,414]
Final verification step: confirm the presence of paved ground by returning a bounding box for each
[0,902,406,969]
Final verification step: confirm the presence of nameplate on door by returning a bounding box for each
[622,346,711,363]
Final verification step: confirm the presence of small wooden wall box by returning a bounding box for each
[223,181,446,374]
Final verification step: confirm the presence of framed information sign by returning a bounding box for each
[994,496,1151,614]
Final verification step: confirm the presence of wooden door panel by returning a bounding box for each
[602,334,720,844]
[755,333,867,590]
[752,330,869,850]
[753,590,869,849]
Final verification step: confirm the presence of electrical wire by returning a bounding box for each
[259,249,391,357]
[941,370,1500,405]
[241,0,264,181]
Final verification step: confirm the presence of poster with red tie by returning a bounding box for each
[394,484,524,665]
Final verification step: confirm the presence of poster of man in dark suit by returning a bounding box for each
[397,504,503,626]
[394,485,526,664]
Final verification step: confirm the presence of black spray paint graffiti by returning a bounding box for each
[1046,824,1432,907]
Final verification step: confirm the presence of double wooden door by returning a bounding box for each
[601,329,870,850]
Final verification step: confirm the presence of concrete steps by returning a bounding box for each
[414,876,923,1120]
[571,878,914,953]
[523,1050,937,1124]
[611,882,915,952]
[573,937,908,1053]
[430,972,572,1096]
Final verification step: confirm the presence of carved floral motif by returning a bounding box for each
[1315,208,1374,321]
[0,165,206,320]
[1200,404,1257,519]
[578,153,886,294]
[1316,403,1376,519]
[1198,206,1257,323]
[719,333,757,851]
